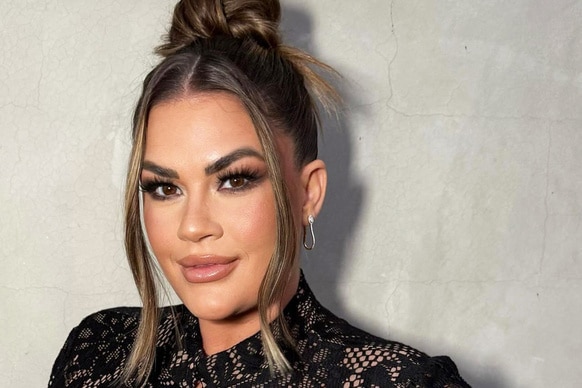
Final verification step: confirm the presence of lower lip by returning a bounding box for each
[180,261,237,283]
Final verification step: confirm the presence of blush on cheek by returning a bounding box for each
[143,207,175,260]
[233,196,277,242]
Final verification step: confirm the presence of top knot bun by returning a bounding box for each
[157,0,281,57]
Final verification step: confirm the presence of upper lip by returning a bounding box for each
[177,255,237,267]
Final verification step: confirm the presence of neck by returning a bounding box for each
[199,270,300,355]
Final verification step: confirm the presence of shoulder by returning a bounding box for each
[58,307,142,360]
[308,310,470,387]
[292,277,470,386]
[48,307,143,387]
[75,306,141,333]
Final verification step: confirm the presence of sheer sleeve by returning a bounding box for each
[48,323,82,387]
[47,308,139,387]
[399,355,471,387]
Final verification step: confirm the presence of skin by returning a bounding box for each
[141,92,327,355]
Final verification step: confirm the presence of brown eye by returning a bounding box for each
[218,170,260,191]
[161,185,177,196]
[140,179,182,200]
[229,177,245,188]
[148,184,181,199]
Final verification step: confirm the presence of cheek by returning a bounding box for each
[223,191,277,249]
[143,202,178,256]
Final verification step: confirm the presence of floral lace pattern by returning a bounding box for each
[49,275,470,387]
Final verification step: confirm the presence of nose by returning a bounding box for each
[177,193,223,243]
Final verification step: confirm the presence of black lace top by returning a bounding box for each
[49,276,470,387]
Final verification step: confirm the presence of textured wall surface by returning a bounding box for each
[1,1,581,387]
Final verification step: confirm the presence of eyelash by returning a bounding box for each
[139,168,263,201]
[139,178,179,201]
[216,167,263,192]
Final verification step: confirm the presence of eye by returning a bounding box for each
[221,175,250,190]
[156,185,179,197]
[217,168,263,192]
[140,180,182,200]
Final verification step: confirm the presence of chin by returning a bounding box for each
[184,297,257,323]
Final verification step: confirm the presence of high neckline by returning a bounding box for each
[172,272,317,384]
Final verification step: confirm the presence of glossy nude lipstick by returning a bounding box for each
[177,255,238,283]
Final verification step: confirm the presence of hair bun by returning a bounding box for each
[158,0,281,56]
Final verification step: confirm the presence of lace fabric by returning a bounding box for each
[49,275,470,387]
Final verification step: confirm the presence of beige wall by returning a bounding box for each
[1,1,580,387]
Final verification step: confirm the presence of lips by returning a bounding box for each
[177,255,238,283]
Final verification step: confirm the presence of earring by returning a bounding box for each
[303,215,316,250]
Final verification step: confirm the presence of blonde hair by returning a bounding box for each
[123,0,339,384]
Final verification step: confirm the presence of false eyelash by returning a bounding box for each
[139,177,175,193]
[216,167,263,190]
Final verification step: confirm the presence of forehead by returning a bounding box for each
[145,93,262,161]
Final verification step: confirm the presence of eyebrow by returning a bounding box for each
[204,147,264,175]
[141,147,264,178]
[142,161,179,179]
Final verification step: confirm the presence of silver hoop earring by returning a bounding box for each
[303,215,316,250]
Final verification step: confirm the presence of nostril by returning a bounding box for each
[177,206,222,243]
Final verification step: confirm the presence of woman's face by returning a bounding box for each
[141,93,302,325]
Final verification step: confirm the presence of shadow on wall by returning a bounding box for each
[280,4,363,323]
[281,5,508,388]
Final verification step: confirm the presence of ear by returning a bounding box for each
[299,159,327,226]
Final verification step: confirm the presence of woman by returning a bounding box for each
[49,0,469,386]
